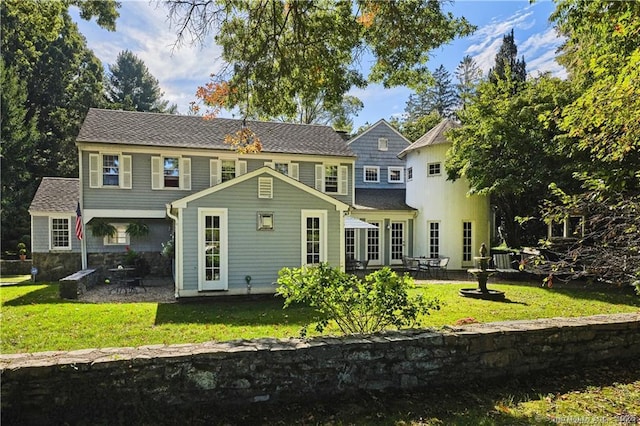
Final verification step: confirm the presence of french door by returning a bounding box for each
[199,209,228,290]
[389,221,405,265]
[367,222,381,266]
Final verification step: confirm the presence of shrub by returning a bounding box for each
[276,263,439,336]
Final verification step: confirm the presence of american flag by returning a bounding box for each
[75,202,83,240]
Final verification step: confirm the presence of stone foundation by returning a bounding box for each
[1,313,638,425]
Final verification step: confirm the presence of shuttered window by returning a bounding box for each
[151,156,191,189]
[89,153,131,189]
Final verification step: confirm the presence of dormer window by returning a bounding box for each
[378,138,388,151]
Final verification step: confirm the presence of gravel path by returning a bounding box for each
[78,276,176,303]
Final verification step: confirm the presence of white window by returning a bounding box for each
[463,221,472,262]
[210,159,247,186]
[378,137,388,151]
[50,217,71,250]
[345,228,355,261]
[315,164,348,195]
[407,167,413,181]
[264,161,299,180]
[428,162,441,176]
[428,221,440,258]
[388,167,404,183]
[258,177,273,199]
[104,223,129,246]
[363,166,379,183]
[152,156,191,190]
[89,153,132,189]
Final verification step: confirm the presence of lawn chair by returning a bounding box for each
[434,257,449,279]
[402,256,420,277]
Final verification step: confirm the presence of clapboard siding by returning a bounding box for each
[348,121,410,189]
[179,173,343,293]
[85,219,172,254]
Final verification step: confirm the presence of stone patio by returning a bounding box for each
[78,275,176,303]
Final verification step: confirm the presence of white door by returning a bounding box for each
[367,221,381,266]
[199,209,228,290]
[389,221,405,265]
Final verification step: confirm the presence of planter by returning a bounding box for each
[19,254,27,261]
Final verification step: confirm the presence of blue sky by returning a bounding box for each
[71,0,565,130]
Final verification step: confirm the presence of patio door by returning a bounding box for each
[367,221,381,266]
[199,209,228,291]
[389,221,405,265]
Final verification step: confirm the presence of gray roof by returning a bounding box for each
[353,189,415,211]
[29,177,79,213]
[398,118,460,158]
[77,108,355,157]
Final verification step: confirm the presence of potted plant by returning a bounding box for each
[89,219,117,238]
[17,242,27,261]
[126,220,150,238]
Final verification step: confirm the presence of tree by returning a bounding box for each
[455,55,483,110]
[446,73,578,247]
[0,0,119,252]
[405,65,458,119]
[551,0,640,192]
[167,0,474,121]
[488,29,526,87]
[105,50,177,113]
[389,112,441,142]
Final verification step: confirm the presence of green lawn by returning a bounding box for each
[2,279,638,354]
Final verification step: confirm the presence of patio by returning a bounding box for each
[78,276,175,303]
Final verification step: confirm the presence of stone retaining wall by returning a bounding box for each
[1,313,638,424]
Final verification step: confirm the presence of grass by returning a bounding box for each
[2,276,639,424]
[1,278,638,354]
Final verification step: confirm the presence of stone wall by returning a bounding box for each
[0,259,33,276]
[31,252,81,281]
[1,313,638,425]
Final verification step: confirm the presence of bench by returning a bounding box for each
[59,269,97,299]
[493,254,520,274]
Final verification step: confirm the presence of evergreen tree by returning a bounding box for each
[405,65,458,119]
[105,50,177,113]
[488,29,527,86]
[455,55,483,110]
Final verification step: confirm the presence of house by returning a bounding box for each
[29,111,490,297]
[398,119,490,270]
[345,120,416,267]
[30,108,355,297]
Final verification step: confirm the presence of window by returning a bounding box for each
[549,215,585,239]
[315,164,348,195]
[325,165,338,193]
[463,222,472,262]
[407,167,413,181]
[367,223,380,262]
[363,166,379,183]
[89,153,131,188]
[274,162,288,175]
[257,212,274,230]
[51,217,71,250]
[221,160,236,182]
[429,222,440,258]
[378,137,388,151]
[104,223,129,245]
[388,167,404,183]
[152,156,191,190]
[264,161,299,180]
[428,162,441,176]
[164,157,180,188]
[102,155,119,186]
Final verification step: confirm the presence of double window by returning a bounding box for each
[104,223,129,246]
[89,153,132,188]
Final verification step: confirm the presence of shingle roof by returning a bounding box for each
[77,108,355,157]
[353,189,415,211]
[29,177,79,213]
[398,118,460,158]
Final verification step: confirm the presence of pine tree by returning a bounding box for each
[455,55,483,110]
[489,29,527,85]
[405,65,458,119]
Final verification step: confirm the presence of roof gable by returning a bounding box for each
[29,177,79,213]
[347,119,411,146]
[398,119,460,158]
[77,108,355,158]
[171,166,349,210]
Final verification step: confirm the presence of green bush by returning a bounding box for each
[276,263,439,336]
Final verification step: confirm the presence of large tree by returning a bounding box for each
[455,55,483,110]
[551,0,640,192]
[405,65,458,120]
[105,50,177,113]
[446,73,578,247]
[166,0,474,123]
[0,0,119,252]
[488,29,526,87]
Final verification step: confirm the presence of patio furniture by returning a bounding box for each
[433,257,450,279]
[402,256,420,277]
[108,266,144,294]
[347,259,369,276]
